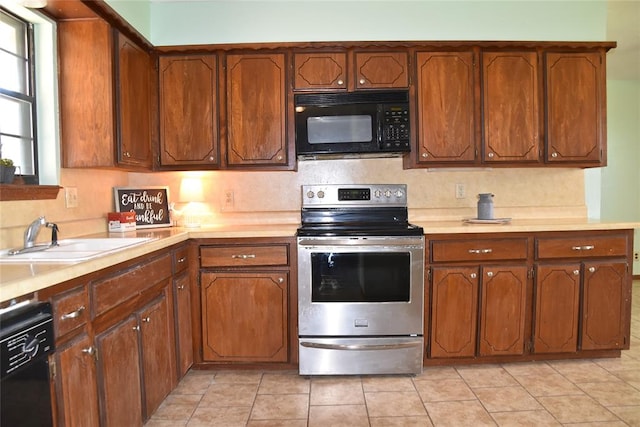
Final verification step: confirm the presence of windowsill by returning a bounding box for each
[0,184,62,201]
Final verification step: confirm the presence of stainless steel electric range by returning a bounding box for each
[297,184,425,375]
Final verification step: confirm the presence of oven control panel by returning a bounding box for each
[302,184,407,207]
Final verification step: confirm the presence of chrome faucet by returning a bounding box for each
[24,216,46,249]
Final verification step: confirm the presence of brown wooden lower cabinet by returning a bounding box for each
[54,333,100,427]
[581,261,628,350]
[533,263,581,353]
[96,315,143,427]
[430,266,479,358]
[174,272,194,378]
[478,265,528,356]
[138,291,176,418]
[426,229,633,364]
[200,272,289,362]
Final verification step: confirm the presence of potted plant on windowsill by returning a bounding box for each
[0,158,16,184]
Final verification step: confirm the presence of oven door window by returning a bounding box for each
[307,115,372,144]
[310,252,410,302]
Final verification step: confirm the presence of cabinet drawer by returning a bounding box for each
[52,286,89,338]
[92,253,172,316]
[173,246,189,274]
[201,245,289,268]
[536,235,628,259]
[431,238,528,263]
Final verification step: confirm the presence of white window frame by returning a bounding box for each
[0,1,59,186]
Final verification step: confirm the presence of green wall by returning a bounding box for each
[144,0,606,46]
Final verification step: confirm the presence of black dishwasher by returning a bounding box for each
[1,301,55,427]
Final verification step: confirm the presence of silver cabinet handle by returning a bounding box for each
[177,257,186,264]
[468,249,492,254]
[61,306,85,320]
[488,152,494,158]
[588,266,596,273]
[177,285,185,290]
[359,78,366,85]
[82,346,94,356]
[142,317,151,323]
[470,273,477,279]
[232,254,256,259]
[571,245,595,251]
[486,271,494,277]
[278,277,284,283]
[421,153,429,158]
[133,325,140,331]
[573,270,580,275]
[337,79,344,85]
[551,152,558,158]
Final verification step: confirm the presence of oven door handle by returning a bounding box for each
[300,340,422,351]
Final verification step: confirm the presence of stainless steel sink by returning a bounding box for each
[0,237,154,263]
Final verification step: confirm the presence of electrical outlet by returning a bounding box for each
[65,187,78,208]
[635,252,639,261]
[455,183,466,199]
[222,190,234,211]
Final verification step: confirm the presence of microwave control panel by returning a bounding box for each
[381,104,410,150]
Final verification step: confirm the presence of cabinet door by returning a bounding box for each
[55,334,100,427]
[174,273,194,378]
[139,292,176,418]
[430,266,479,358]
[415,51,477,164]
[201,272,288,362]
[581,261,628,350]
[478,265,528,356]
[355,52,408,89]
[482,52,540,163]
[58,19,115,168]
[545,52,605,164]
[225,54,287,166]
[116,32,153,169]
[294,52,347,90]
[96,315,143,427]
[533,264,580,353]
[159,55,219,167]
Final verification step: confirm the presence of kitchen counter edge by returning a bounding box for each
[1,220,637,303]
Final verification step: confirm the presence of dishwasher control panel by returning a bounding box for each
[0,302,54,379]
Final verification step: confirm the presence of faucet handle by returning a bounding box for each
[46,222,59,247]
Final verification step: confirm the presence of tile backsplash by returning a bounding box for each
[0,158,586,247]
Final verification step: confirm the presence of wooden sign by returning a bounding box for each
[113,187,171,228]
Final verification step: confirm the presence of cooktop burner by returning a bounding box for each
[297,184,423,237]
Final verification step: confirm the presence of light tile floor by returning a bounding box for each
[146,280,640,426]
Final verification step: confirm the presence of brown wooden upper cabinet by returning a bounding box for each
[413,51,478,165]
[115,32,153,169]
[58,21,153,170]
[158,55,219,168]
[224,53,289,167]
[293,51,408,91]
[482,51,541,164]
[58,19,115,168]
[545,51,606,165]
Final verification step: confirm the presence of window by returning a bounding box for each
[0,8,38,183]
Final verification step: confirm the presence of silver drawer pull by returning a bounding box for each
[232,254,256,259]
[82,346,94,356]
[177,285,185,290]
[300,340,422,351]
[61,306,85,320]
[588,267,596,273]
[571,245,595,251]
[177,257,186,263]
[468,248,492,254]
[573,270,580,275]
[142,317,151,323]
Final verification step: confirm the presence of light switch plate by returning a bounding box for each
[65,187,78,208]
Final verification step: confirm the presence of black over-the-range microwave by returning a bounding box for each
[294,90,411,159]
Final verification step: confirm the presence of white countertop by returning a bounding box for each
[0,219,637,303]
